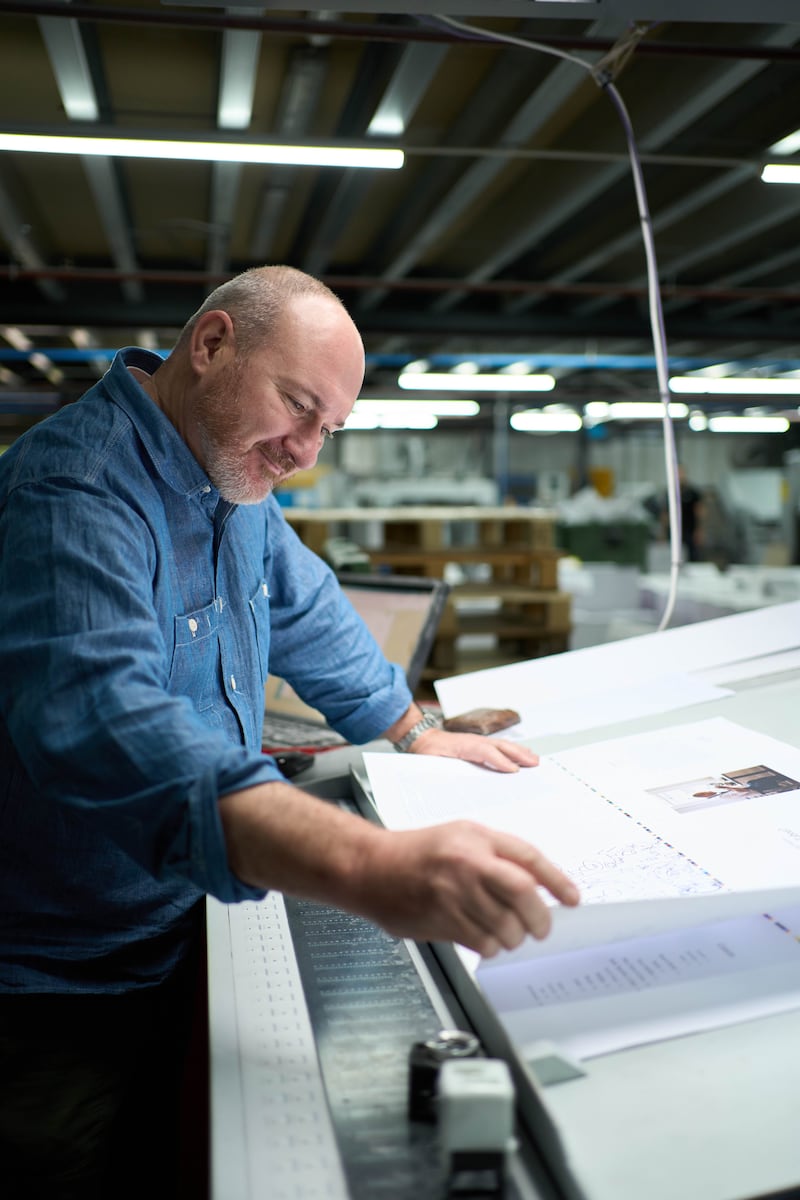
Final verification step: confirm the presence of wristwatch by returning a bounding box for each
[391,710,442,753]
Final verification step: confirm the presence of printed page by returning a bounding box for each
[364,750,800,950]
[364,721,800,1057]
[477,904,800,1061]
[553,716,800,892]
[363,752,725,904]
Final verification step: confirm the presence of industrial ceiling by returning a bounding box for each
[1,2,800,438]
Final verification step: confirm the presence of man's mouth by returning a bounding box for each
[258,444,294,477]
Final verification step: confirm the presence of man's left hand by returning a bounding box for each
[409,727,538,772]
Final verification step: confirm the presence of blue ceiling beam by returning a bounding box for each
[4,348,800,372]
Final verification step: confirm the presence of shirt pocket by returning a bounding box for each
[170,599,222,712]
[248,579,271,682]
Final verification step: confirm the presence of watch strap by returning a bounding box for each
[391,711,442,753]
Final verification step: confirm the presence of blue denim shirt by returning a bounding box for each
[0,348,412,993]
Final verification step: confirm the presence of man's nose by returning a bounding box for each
[284,427,322,471]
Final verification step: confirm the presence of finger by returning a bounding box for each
[473,934,502,959]
[459,884,530,952]
[445,911,503,958]
[480,856,555,940]
[418,730,538,772]
[478,749,534,773]
[470,737,539,773]
[488,739,539,767]
[490,830,580,908]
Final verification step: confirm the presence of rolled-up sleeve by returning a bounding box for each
[264,512,413,743]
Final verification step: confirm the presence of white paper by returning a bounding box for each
[553,716,800,893]
[477,905,800,1061]
[487,674,729,741]
[363,713,800,1058]
[698,645,800,686]
[434,599,800,735]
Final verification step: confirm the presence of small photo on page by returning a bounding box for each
[647,764,800,815]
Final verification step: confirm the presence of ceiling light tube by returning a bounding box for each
[353,398,478,417]
[344,412,437,430]
[708,416,789,434]
[0,131,404,170]
[769,129,800,156]
[510,410,582,432]
[761,163,800,185]
[585,401,688,420]
[399,371,555,392]
[670,375,800,395]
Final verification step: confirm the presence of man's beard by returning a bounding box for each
[194,370,294,505]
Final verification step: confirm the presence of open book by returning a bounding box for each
[363,716,800,1062]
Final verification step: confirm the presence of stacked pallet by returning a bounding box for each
[284,506,572,686]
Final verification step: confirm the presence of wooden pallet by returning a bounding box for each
[365,546,562,588]
[284,506,558,558]
[429,588,572,672]
[282,506,570,690]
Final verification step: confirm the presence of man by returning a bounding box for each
[677,464,705,563]
[0,266,578,1195]
[659,463,705,563]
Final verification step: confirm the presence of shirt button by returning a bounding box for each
[202,485,211,494]
[188,618,198,636]
[230,675,236,690]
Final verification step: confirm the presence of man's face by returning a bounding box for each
[193,295,364,505]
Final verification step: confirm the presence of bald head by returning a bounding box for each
[145,266,364,505]
[175,266,360,361]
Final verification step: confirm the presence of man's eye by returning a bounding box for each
[286,395,306,414]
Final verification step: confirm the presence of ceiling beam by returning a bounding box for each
[38,10,143,304]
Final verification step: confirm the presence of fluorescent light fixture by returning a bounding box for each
[28,351,63,384]
[353,398,478,418]
[368,113,405,138]
[708,415,789,434]
[688,410,708,432]
[510,409,582,432]
[1,326,32,352]
[398,371,555,393]
[584,401,688,420]
[346,400,439,430]
[420,399,479,417]
[670,375,800,395]
[137,329,160,351]
[761,163,800,185]
[345,412,437,430]
[769,129,800,156]
[0,131,404,170]
[689,361,742,378]
[342,411,381,430]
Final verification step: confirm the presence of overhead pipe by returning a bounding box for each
[1,3,800,62]
[4,264,800,306]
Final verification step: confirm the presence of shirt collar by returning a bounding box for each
[105,347,219,501]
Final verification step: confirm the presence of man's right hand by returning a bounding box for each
[219,783,579,957]
[351,820,579,957]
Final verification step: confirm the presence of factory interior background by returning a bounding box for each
[3,2,800,685]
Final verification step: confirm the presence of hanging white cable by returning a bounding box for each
[432,15,683,630]
[600,81,681,631]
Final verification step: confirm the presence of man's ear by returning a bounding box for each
[188,310,235,377]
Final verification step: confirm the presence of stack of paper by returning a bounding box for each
[364,716,800,1061]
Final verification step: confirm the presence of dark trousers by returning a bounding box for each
[0,947,208,1200]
